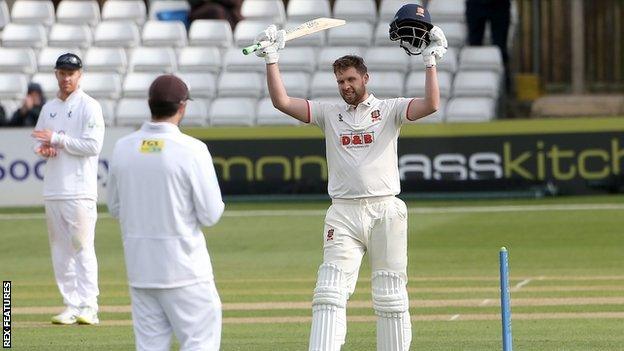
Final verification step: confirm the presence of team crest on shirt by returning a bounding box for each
[326,228,334,241]
[67,110,73,118]
[140,139,165,153]
[371,110,381,122]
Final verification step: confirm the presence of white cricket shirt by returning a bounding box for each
[308,94,413,199]
[107,122,225,288]
[34,89,105,200]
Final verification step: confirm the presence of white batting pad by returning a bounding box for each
[309,263,348,351]
[372,271,411,351]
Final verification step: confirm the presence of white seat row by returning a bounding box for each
[5,0,147,28]
[111,95,496,127]
[0,44,500,80]
[6,64,500,103]
[113,97,301,127]
[4,0,461,30]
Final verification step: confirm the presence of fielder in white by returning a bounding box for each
[107,75,225,351]
[255,4,447,350]
[32,53,105,325]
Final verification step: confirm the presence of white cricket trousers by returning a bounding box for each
[130,281,222,351]
[323,196,409,292]
[44,199,99,310]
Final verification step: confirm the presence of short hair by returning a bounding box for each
[333,55,368,75]
[148,100,180,120]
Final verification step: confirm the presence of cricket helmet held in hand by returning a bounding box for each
[389,3,434,56]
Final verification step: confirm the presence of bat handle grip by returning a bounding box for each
[242,41,272,55]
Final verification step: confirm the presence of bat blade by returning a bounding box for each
[242,17,346,55]
[284,17,346,41]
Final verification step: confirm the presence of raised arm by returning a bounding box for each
[255,25,309,123]
[266,64,309,122]
[406,26,448,121]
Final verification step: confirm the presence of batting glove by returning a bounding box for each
[422,26,448,68]
[254,25,286,64]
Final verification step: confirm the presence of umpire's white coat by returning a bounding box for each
[107,121,224,351]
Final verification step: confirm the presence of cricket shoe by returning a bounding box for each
[51,306,79,325]
[76,306,99,325]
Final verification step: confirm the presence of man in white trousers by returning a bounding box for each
[32,53,105,325]
[254,4,447,350]
[107,74,225,351]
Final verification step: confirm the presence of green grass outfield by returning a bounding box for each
[1,195,624,350]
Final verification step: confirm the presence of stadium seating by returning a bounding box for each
[84,47,127,73]
[81,72,122,99]
[177,47,221,73]
[177,72,217,99]
[241,0,286,25]
[0,0,510,126]
[317,47,363,70]
[0,1,9,31]
[327,22,373,47]
[287,0,331,23]
[261,72,309,98]
[446,97,496,122]
[373,22,394,47]
[0,47,36,74]
[333,0,377,23]
[148,0,190,21]
[0,73,28,99]
[11,0,55,27]
[209,97,256,126]
[115,98,150,126]
[452,71,500,99]
[256,97,300,125]
[141,20,187,47]
[48,24,92,48]
[128,46,177,73]
[217,72,263,98]
[101,0,146,26]
[122,72,160,97]
[427,0,465,23]
[98,99,117,126]
[406,71,453,99]
[310,71,340,98]
[439,22,465,48]
[365,47,410,72]
[1,23,47,49]
[181,99,209,126]
[223,47,266,73]
[459,46,504,74]
[277,47,317,73]
[56,0,100,27]
[93,21,140,48]
[188,19,232,48]
[367,71,405,98]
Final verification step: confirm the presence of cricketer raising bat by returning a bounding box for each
[242,17,346,55]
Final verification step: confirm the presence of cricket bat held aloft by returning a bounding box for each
[242,17,347,55]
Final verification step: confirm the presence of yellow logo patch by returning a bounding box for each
[140,139,165,153]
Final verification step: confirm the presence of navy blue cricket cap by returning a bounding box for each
[392,3,433,29]
[55,53,82,70]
